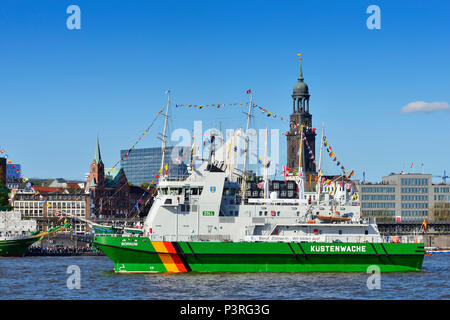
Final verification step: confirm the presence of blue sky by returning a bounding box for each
[0,0,449,182]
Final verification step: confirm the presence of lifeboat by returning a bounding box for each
[316,215,351,222]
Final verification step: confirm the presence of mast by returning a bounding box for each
[298,125,304,200]
[190,130,196,170]
[159,90,170,178]
[241,92,253,199]
[317,122,324,204]
[263,128,269,199]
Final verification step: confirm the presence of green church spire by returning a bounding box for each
[95,136,102,164]
[298,53,304,81]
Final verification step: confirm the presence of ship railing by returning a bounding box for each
[244,234,424,243]
[148,234,232,242]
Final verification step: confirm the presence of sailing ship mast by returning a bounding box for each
[240,92,253,200]
[263,128,269,199]
[159,90,170,179]
[317,122,324,204]
[190,130,196,171]
[298,125,304,200]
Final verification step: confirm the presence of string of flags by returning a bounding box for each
[323,136,354,179]
[302,133,317,168]
[280,166,357,196]
[111,106,166,169]
[176,100,313,132]
[176,102,250,108]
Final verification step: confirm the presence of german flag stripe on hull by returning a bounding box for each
[151,241,189,273]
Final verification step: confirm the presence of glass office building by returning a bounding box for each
[120,146,188,186]
[6,163,21,179]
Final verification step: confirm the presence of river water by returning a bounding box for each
[0,255,448,300]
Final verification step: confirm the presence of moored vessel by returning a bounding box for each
[0,210,72,256]
[0,210,42,256]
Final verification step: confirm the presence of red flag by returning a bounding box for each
[246,89,251,94]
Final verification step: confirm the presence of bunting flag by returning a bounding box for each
[282,166,288,182]
[322,136,354,179]
[110,106,166,169]
[176,99,316,133]
[422,219,427,233]
[176,102,249,108]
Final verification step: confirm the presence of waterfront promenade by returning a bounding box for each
[26,245,103,256]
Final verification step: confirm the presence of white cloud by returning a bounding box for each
[401,101,450,113]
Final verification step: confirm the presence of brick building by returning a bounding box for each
[86,137,151,219]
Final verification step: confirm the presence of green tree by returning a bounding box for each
[140,182,150,189]
[0,183,12,211]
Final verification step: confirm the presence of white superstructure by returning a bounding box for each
[143,135,382,243]
[0,210,37,239]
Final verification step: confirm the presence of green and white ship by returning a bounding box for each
[0,210,72,256]
[0,210,42,256]
[93,93,425,273]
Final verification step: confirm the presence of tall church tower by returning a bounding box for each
[87,136,105,189]
[286,55,316,174]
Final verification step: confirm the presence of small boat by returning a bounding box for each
[316,215,351,222]
[426,248,450,255]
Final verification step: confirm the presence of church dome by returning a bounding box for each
[292,55,309,97]
[293,80,309,96]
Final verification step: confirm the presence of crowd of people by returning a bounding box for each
[26,245,103,256]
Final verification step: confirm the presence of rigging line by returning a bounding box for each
[110,107,165,169]
[93,108,165,214]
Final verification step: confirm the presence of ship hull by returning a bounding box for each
[0,236,42,257]
[94,236,425,273]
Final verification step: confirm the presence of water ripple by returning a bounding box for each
[0,255,448,300]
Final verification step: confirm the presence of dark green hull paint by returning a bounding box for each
[0,236,42,257]
[93,236,425,273]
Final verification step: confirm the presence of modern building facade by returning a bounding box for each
[355,173,450,222]
[120,146,188,186]
[6,163,21,189]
